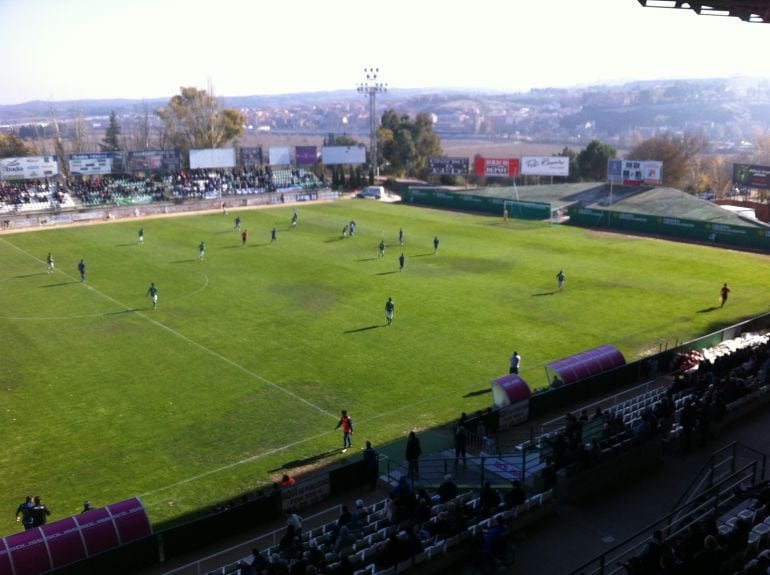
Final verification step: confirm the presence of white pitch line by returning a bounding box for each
[0,238,337,419]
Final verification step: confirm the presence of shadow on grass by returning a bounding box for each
[532,291,557,296]
[104,308,139,315]
[170,259,199,264]
[357,258,378,262]
[413,253,434,258]
[324,237,347,243]
[463,388,491,398]
[697,306,720,313]
[344,325,383,334]
[40,281,78,288]
[15,272,47,278]
[115,243,138,247]
[270,449,342,471]
[376,271,398,276]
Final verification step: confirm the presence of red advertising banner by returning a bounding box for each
[474,158,520,178]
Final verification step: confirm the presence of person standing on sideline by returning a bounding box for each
[385,297,395,325]
[503,207,509,222]
[399,253,405,272]
[454,414,468,467]
[46,252,54,273]
[234,216,241,231]
[241,229,248,247]
[399,228,404,246]
[509,351,521,375]
[271,227,277,242]
[30,496,51,528]
[198,241,205,260]
[556,270,566,291]
[78,259,86,282]
[363,441,379,490]
[433,236,440,254]
[720,283,730,307]
[146,282,158,310]
[335,410,353,452]
[138,227,144,245]
[16,496,35,530]
[405,431,422,480]
[379,239,385,258]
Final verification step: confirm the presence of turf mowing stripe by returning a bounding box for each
[0,236,337,420]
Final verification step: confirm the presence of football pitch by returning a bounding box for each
[1,199,769,534]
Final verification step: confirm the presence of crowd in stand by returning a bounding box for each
[237,474,540,575]
[0,166,323,211]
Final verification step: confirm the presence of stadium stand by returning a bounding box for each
[166,332,770,575]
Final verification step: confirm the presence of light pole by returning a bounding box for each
[357,67,387,179]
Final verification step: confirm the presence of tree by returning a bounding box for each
[576,140,617,181]
[155,87,245,156]
[627,132,705,189]
[560,147,579,182]
[377,109,442,179]
[0,133,35,158]
[100,111,122,152]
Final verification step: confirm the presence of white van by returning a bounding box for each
[358,186,384,199]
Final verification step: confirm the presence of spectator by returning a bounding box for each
[405,431,422,480]
[504,480,526,509]
[280,474,296,488]
[478,481,501,515]
[438,474,459,503]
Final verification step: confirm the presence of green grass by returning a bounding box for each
[1,200,769,534]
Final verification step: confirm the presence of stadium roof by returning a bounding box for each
[637,0,770,23]
[546,344,627,386]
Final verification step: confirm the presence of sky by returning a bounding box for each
[1,0,769,105]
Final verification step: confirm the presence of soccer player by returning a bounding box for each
[399,228,404,246]
[385,297,395,325]
[16,496,34,530]
[335,410,353,452]
[46,252,54,273]
[271,227,277,242]
[720,283,730,307]
[138,227,144,244]
[199,241,205,260]
[379,239,385,258]
[433,236,440,254]
[146,282,158,309]
[234,216,241,231]
[291,210,298,228]
[349,220,356,237]
[78,259,86,282]
[399,253,405,272]
[556,270,565,291]
[342,224,348,238]
[242,229,248,247]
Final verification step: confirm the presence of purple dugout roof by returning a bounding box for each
[491,374,531,408]
[546,344,626,385]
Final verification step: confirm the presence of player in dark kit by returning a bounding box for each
[385,297,395,325]
[433,236,439,254]
[399,253,405,272]
[271,227,277,242]
[720,283,730,307]
[147,282,158,309]
[78,259,86,282]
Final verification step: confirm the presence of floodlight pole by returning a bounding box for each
[357,68,387,179]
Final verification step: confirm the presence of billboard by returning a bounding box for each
[521,156,570,177]
[269,146,291,166]
[189,148,236,169]
[733,163,770,190]
[126,150,181,173]
[473,158,520,178]
[321,145,367,165]
[240,146,263,167]
[295,146,318,166]
[0,156,59,180]
[428,156,469,176]
[608,159,662,185]
[69,153,123,176]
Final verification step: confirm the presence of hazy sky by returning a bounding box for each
[1,0,769,105]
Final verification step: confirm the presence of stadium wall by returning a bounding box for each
[400,187,551,219]
[567,206,770,251]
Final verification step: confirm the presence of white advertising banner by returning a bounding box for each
[69,153,115,176]
[321,146,367,165]
[189,148,236,170]
[521,156,570,177]
[268,146,291,166]
[642,160,662,185]
[0,156,59,180]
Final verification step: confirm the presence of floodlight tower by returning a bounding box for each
[357,67,387,178]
